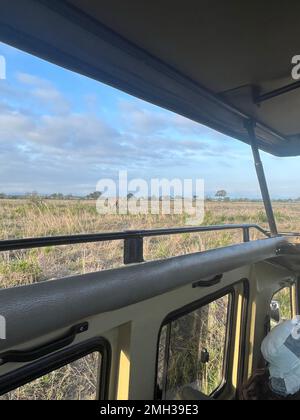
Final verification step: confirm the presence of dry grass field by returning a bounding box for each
[0,198,299,289]
[0,198,297,399]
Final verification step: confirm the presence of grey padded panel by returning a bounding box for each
[0,237,287,351]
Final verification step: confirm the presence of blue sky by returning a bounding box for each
[0,41,299,199]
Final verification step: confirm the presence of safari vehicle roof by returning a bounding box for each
[1,0,300,156]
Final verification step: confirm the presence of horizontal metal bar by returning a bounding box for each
[0,224,269,252]
[276,231,300,237]
[255,81,300,104]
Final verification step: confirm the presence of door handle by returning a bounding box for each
[192,274,223,288]
[0,322,88,366]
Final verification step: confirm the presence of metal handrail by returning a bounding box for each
[276,231,300,237]
[0,224,270,265]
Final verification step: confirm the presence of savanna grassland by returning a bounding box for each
[0,198,299,289]
[0,199,297,400]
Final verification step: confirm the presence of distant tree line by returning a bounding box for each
[0,190,299,202]
[0,191,103,200]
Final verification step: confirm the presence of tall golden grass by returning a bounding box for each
[0,199,299,289]
[0,199,297,399]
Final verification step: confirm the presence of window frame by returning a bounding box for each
[155,286,237,400]
[296,279,300,315]
[0,337,111,400]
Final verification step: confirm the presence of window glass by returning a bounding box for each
[157,294,231,399]
[271,287,293,329]
[0,352,101,400]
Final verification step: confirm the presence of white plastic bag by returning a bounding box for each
[261,317,300,396]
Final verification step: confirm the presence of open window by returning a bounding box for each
[0,338,110,401]
[156,294,232,399]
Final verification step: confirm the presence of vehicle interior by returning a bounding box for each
[1,0,300,400]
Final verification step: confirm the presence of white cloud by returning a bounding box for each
[0,111,35,142]
[0,72,245,194]
[16,72,71,114]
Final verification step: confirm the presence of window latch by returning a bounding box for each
[201,348,210,364]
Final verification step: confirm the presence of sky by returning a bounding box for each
[0,41,299,199]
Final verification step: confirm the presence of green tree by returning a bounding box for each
[86,191,103,200]
[215,190,227,201]
[49,193,64,200]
